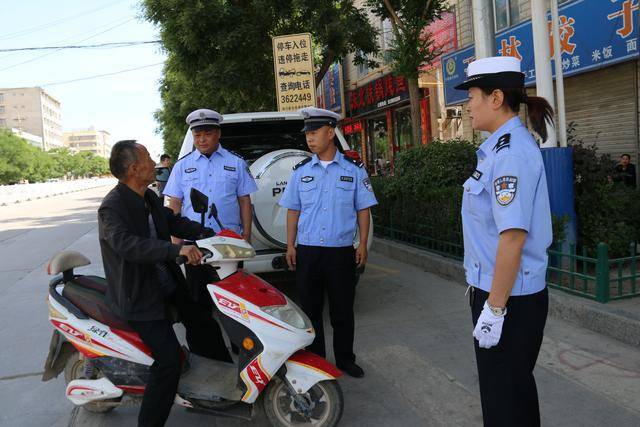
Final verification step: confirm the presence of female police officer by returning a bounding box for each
[455,56,554,426]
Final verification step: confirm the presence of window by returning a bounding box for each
[493,0,519,31]
[0,106,4,113]
[0,94,4,102]
[0,118,6,127]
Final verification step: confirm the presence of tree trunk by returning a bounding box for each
[315,50,336,89]
[408,77,422,145]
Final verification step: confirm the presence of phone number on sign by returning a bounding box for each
[281,93,312,103]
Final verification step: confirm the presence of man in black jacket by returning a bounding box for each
[98,140,220,427]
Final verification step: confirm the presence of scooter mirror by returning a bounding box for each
[190,188,209,214]
[208,203,224,230]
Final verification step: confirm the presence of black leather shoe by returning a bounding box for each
[337,361,364,378]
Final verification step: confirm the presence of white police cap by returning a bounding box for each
[186,108,223,129]
[455,56,524,91]
[299,107,342,132]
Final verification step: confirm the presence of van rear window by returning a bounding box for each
[220,121,309,163]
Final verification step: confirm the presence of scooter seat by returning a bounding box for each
[62,276,134,332]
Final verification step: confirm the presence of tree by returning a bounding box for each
[365,0,448,144]
[0,131,33,184]
[142,0,380,158]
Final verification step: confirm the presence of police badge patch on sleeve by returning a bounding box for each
[363,178,373,192]
[494,176,518,206]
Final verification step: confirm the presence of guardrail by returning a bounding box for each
[374,218,640,303]
[0,178,116,206]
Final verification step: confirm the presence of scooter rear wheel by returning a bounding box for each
[64,353,119,413]
[263,377,343,427]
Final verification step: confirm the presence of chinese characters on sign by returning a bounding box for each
[316,62,345,116]
[346,74,410,117]
[442,0,639,106]
[342,121,363,136]
[272,33,316,111]
[420,11,458,71]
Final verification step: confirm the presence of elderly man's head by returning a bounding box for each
[109,140,156,185]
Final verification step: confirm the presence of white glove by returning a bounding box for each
[473,301,505,349]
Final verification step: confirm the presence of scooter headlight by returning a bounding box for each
[261,297,311,330]
[212,244,256,259]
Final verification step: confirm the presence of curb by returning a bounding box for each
[372,237,640,347]
[0,183,111,207]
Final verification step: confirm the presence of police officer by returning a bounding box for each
[456,56,554,426]
[163,108,258,361]
[279,107,377,378]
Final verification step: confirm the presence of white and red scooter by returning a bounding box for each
[42,189,344,426]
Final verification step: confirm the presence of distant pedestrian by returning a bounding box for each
[613,154,636,188]
[155,153,172,205]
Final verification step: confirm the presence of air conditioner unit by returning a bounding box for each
[446,108,461,119]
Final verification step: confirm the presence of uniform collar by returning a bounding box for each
[310,150,349,170]
[195,144,227,161]
[478,116,523,156]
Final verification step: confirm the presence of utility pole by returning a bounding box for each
[471,0,495,59]
[550,0,567,147]
[531,0,558,147]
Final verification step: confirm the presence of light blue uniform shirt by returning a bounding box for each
[279,151,378,247]
[461,116,552,296]
[163,145,258,233]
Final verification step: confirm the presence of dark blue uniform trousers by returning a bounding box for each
[471,286,548,427]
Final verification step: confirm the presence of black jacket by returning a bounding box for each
[614,164,637,188]
[98,182,203,321]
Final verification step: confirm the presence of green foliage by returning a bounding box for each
[393,138,478,189]
[365,0,448,79]
[568,122,640,257]
[0,130,109,184]
[551,214,569,245]
[371,139,476,251]
[141,0,380,159]
[0,131,34,183]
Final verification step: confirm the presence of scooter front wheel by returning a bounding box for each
[263,377,343,427]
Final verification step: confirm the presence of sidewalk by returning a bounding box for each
[373,237,640,347]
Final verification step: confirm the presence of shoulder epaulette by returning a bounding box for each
[344,155,364,168]
[175,149,195,164]
[293,157,312,170]
[226,149,244,160]
[494,133,511,153]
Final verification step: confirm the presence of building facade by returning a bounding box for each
[338,0,458,175]
[63,128,112,158]
[445,0,639,165]
[0,87,63,150]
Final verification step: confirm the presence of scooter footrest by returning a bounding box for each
[178,354,243,401]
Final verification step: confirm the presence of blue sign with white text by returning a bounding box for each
[442,0,639,106]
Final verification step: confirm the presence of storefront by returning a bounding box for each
[342,73,431,175]
[441,0,640,163]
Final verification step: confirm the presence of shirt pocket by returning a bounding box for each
[336,180,356,205]
[223,170,239,194]
[299,182,317,207]
[463,178,492,218]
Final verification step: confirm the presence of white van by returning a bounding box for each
[177,111,373,275]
